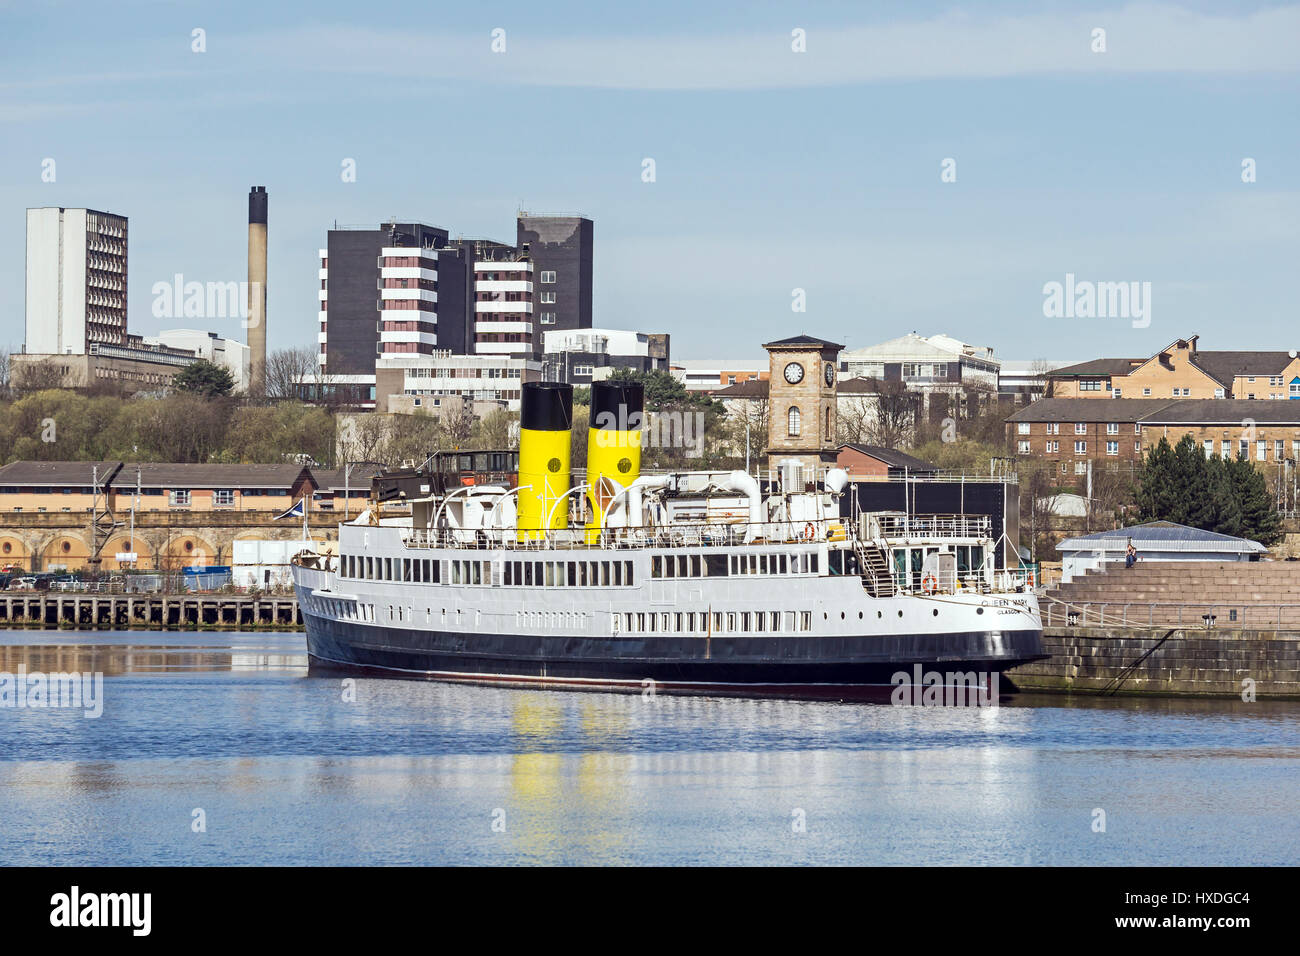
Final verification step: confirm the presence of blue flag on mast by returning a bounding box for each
[274,498,306,520]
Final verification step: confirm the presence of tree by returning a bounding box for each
[1019,457,1058,563]
[173,360,234,398]
[1227,454,1283,545]
[836,389,878,446]
[444,400,475,448]
[265,347,317,401]
[1086,463,1131,532]
[1029,358,1056,399]
[472,408,518,449]
[869,379,920,448]
[121,393,231,462]
[386,411,446,465]
[0,345,10,400]
[12,358,74,393]
[605,367,689,408]
[1134,437,1179,522]
[1205,454,1242,538]
[1134,436,1282,546]
[728,395,769,465]
[336,413,390,465]
[218,403,336,464]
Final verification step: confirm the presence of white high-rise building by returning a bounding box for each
[378,245,440,358]
[474,259,534,356]
[25,207,128,355]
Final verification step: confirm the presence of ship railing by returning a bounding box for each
[875,514,992,539]
[1045,602,1300,629]
[399,518,857,552]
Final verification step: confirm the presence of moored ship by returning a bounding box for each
[291,380,1043,701]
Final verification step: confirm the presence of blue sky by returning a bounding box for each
[2,0,1297,362]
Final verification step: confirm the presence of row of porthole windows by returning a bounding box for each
[385,606,479,626]
[312,594,493,629]
[823,606,985,621]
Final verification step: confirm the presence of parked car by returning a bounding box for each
[7,576,38,591]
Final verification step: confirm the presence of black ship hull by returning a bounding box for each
[303,611,1045,702]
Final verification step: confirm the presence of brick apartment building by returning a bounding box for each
[1049,335,1300,400]
[1007,398,1157,479]
[1007,397,1300,480]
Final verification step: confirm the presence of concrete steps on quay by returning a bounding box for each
[1045,590,1300,604]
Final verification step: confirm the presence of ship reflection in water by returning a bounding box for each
[0,631,1296,866]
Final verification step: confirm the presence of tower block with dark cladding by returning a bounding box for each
[517,382,573,540]
[586,381,643,541]
[247,186,268,395]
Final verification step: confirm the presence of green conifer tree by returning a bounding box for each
[1205,455,1243,538]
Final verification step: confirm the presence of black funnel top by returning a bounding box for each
[521,382,573,431]
[249,186,268,225]
[590,381,644,425]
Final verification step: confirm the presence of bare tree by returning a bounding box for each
[336,413,391,465]
[722,396,769,459]
[445,400,475,447]
[0,345,10,399]
[836,392,878,446]
[1019,458,1059,562]
[1085,461,1130,533]
[1029,358,1055,400]
[12,358,76,393]
[264,347,317,401]
[868,379,920,448]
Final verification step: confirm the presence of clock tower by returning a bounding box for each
[763,334,844,487]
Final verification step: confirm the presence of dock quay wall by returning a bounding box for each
[1009,625,1300,699]
[0,592,301,630]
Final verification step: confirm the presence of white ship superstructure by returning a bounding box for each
[292,435,1042,700]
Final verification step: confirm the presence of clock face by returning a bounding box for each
[784,362,804,385]
[824,362,836,387]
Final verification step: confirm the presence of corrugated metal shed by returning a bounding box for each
[1058,521,1266,555]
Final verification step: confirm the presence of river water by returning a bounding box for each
[0,630,1295,866]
